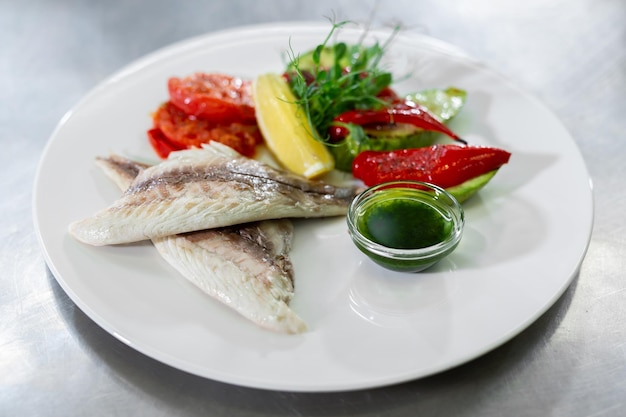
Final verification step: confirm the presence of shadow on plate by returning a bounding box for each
[47,262,578,416]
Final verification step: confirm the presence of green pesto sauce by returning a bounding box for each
[357,194,452,249]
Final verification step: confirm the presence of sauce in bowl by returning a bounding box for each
[347,181,464,272]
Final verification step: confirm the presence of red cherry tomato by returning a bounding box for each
[167,73,256,123]
[151,101,262,158]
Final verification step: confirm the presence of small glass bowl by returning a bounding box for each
[347,180,465,272]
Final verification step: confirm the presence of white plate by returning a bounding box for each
[33,22,593,392]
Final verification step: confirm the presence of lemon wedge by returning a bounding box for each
[253,73,334,178]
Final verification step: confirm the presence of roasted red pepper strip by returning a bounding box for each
[352,144,511,188]
[329,103,466,144]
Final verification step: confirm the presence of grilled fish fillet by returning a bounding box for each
[69,141,358,246]
[96,154,307,334]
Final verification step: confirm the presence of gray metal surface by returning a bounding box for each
[2,0,624,415]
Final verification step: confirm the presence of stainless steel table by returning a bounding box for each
[3,0,624,415]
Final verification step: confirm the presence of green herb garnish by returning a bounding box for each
[284,19,399,142]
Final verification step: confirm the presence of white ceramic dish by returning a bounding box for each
[33,22,593,392]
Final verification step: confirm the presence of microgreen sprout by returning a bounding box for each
[285,18,400,143]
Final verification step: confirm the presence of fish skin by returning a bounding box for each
[95,154,307,334]
[153,222,305,334]
[69,142,358,246]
